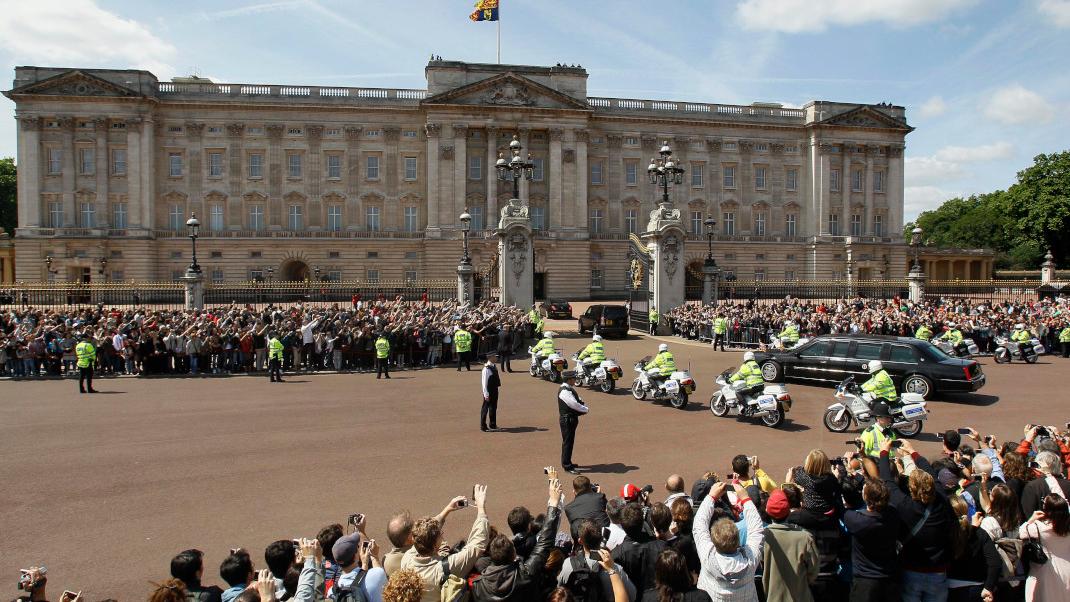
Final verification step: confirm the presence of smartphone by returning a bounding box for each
[62,591,80,602]
[983,435,994,445]
[347,513,364,526]
[593,483,601,493]
[957,428,972,435]
[890,440,904,449]
[361,540,372,552]
[830,457,845,467]
[602,527,611,542]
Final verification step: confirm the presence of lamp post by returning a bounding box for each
[704,216,717,265]
[185,213,201,274]
[907,226,926,302]
[702,216,720,305]
[910,226,923,274]
[459,210,472,265]
[44,255,58,279]
[648,141,685,210]
[98,256,108,278]
[496,134,535,199]
[457,210,474,303]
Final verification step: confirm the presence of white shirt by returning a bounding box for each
[112,333,124,351]
[300,318,320,344]
[481,362,498,398]
[558,385,589,414]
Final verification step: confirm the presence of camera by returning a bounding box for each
[593,483,601,493]
[347,513,364,527]
[890,440,904,449]
[956,428,972,435]
[19,567,47,591]
[846,439,862,448]
[601,527,611,543]
[457,498,469,508]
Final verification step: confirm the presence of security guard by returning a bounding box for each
[914,323,933,342]
[778,320,800,348]
[729,350,764,401]
[861,360,898,405]
[528,305,543,338]
[712,314,728,352]
[644,343,675,391]
[531,331,557,369]
[454,325,473,371]
[374,331,391,379]
[577,334,606,377]
[557,370,589,474]
[75,333,97,394]
[1059,321,1070,358]
[1011,323,1033,359]
[649,307,659,335]
[938,322,966,355]
[859,402,897,457]
[267,331,285,382]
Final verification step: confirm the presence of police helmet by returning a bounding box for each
[867,360,883,374]
[946,322,956,328]
[1015,323,1025,330]
[592,335,603,342]
[544,331,555,338]
[871,401,893,418]
[658,343,669,352]
[743,351,755,361]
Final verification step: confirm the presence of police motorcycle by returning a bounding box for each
[570,352,623,393]
[993,335,1044,364]
[933,325,979,358]
[823,373,928,437]
[709,367,792,428]
[630,357,696,409]
[528,334,569,383]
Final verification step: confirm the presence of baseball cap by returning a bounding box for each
[332,532,361,567]
[765,489,790,520]
[621,484,641,501]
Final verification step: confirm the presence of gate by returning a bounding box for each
[627,234,652,331]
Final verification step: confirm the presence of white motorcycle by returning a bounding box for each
[709,368,792,428]
[993,335,1044,364]
[528,347,568,383]
[570,353,623,393]
[933,337,979,358]
[823,376,928,437]
[630,356,696,409]
[769,336,809,351]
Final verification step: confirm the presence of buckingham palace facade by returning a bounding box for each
[5,60,912,298]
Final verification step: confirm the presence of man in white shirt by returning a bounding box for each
[299,315,320,372]
[557,371,589,474]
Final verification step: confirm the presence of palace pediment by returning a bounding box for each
[819,105,913,131]
[422,72,590,111]
[8,70,143,98]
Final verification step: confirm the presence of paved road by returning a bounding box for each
[1,321,1066,598]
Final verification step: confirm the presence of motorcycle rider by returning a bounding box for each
[859,401,897,457]
[861,360,898,408]
[938,322,967,356]
[777,320,800,349]
[531,330,557,369]
[1011,322,1033,359]
[729,351,765,402]
[644,343,675,391]
[914,323,933,342]
[577,334,605,378]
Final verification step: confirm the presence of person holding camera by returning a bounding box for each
[1021,449,1070,515]
[565,476,609,536]
[328,531,387,602]
[556,518,637,602]
[384,497,469,576]
[400,484,489,602]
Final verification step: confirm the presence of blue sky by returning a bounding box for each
[1,0,1068,221]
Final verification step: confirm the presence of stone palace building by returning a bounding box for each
[6,60,913,299]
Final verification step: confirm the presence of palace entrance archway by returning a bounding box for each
[280,259,310,281]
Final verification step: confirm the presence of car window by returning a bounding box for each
[603,307,628,318]
[853,342,884,361]
[798,340,830,358]
[890,345,916,363]
[830,341,850,358]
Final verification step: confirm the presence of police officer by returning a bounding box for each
[861,360,897,406]
[644,343,675,391]
[859,401,897,457]
[267,331,285,382]
[777,320,799,348]
[649,307,659,335]
[528,305,543,339]
[557,370,589,474]
[577,334,605,378]
[75,333,97,394]
[375,331,391,379]
[1059,320,1070,358]
[481,352,501,432]
[531,331,557,370]
[454,325,473,371]
[1011,323,1033,359]
[914,323,933,342]
[729,351,764,401]
[938,322,966,355]
[712,313,728,352]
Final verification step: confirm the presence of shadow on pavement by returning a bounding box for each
[909,432,943,443]
[90,391,126,395]
[496,426,549,433]
[940,393,1000,407]
[577,462,640,474]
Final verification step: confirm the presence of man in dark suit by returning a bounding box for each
[481,352,502,432]
[565,475,609,536]
[496,324,515,373]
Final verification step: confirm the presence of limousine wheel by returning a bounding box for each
[761,360,782,382]
[895,420,923,438]
[901,375,933,399]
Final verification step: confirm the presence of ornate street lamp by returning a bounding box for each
[910,226,923,273]
[186,213,201,274]
[459,209,472,265]
[44,255,58,276]
[703,216,717,267]
[98,256,108,278]
[496,134,535,199]
[266,266,274,281]
[648,141,685,210]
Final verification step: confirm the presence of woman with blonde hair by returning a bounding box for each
[148,579,187,602]
[382,570,424,602]
[946,496,1000,602]
[790,449,844,517]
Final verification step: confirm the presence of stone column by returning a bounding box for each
[383,126,400,230]
[840,142,852,236]
[60,117,76,226]
[643,211,686,334]
[345,125,364,230]
[182,269,206,310]
[16,115,41,229]
[815,143,833,235]
[1041,250,1056,284]
[887,145,904,236]
[738,140,753,231]
[141,118,155,232]
[702,260,721,305]
[307,125,323,229]
[93,117,109,227]
[226,123,245,228]
[864,146,877,235]
[707,138,722,225]
[518,128,531,203]
[908,264,926,302]
[486,126,499,220]
[457,262,475,304]
[498,216,534,309]
[126,118,143,230]
[607,134,623,231]
[186,122,205,220]
[452,124,468,229]
[266,124,284,229]
[575,129,588,231]
[549,128,564,229]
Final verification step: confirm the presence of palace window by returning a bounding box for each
[590,208,604,233]
[591,161,603,185]
[288,204,303,230]
[874,215,884,237]
[287,153,302,178]
[626,162,637,185]
[327,154,342,179]
[248,153,263,178]
[249,205,264,231]
[78,148,95,175]
[366,269,380,282]
[532,157,544,181]
[366,206,380,231]
[785,214,797,238]
[852,170,864,192]
[404,157,418,181]
[786,168,797,191]
[111,149,127,176]
[754,211,767,236]
[874,170,885,192]
[828,213,840,235]
[327,205,343,231]
[723,165,736,188]
[850,214,862,236]
[690,211,703,234]
[830,169,841,192]
[691,163,704,187]
[169,153,183,177]
[403,206,418,232]
[169,204,183,231]
[47,149,62,174]
[469,156,482,180]
[49,202,63,227]
[625,209,638,234]
[112,203,127,229]
[79,202,95,228]
[531,206,545,231]
[208,152,223,177]
[210,204,224,231]
[723,212,735,235]
[211,269,224,284]
[590,268,604,289]
[754,166,767,189]
[366,155,380,180]
[470,206,484,231]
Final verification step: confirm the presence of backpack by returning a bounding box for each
[439,558,470,602]
[330,571,369,602]
[564,555,607,602]
[993,533,1025,582]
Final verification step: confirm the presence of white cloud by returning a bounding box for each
[1038,0,1070,28]
[905,156,965,186]
[0,0,176,76]
[735,0,978,33]
[905,185,962,219]
[933,142,1014,162]
[917,96,948,118]
[197,1,303,21]
[982,84,1056,125]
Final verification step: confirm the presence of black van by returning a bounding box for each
[577,304,630,338]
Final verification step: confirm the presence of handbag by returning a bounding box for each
[1022,522,1048,566]
[897,505,931,553]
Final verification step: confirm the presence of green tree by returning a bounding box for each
[1005,151,1070,266]
[0,157,15,236]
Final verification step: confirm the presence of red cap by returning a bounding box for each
[621,484,640,500]
[765,489,790,520]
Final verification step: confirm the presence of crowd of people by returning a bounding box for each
[0,299,539,379]
[666,295,1070,357]
[16,423,1070,602]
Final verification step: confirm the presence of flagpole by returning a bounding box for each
[497,16,501,63]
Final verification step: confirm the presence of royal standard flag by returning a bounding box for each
[470,0,499,21]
